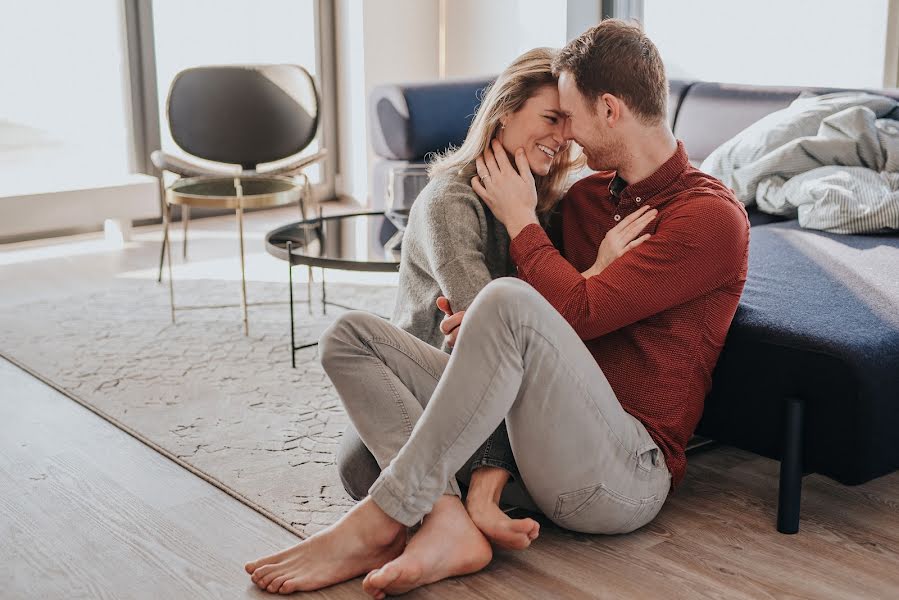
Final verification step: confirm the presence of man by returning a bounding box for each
[245,19,749,597]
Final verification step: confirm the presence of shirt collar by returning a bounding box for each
[608,174,628,198]
[612,140,690,204]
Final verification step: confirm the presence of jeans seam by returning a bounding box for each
[359,337,416,434]
[482,436,493,460]
[365,334,444,382]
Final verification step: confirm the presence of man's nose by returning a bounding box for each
[561,118,574,141]
[551,123,566,146]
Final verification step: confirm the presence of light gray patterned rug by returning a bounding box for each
[0,278,397,537]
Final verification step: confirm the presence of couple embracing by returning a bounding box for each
[246,19,749,597]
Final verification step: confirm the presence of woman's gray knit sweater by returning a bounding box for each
[391,170,514,351]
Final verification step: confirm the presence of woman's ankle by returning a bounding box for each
[465,466,511,508]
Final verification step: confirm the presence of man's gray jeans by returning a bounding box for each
[320,277,671,533]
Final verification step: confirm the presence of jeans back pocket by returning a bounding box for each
[553,483,657,535]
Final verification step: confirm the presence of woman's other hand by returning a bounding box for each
[437,296,465,348]
[582,205,657,279]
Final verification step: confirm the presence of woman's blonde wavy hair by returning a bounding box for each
[428,47,584,218]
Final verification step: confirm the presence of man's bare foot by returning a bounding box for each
[361,495,492,598]
[244,497,406,594]
[465,466,539,550]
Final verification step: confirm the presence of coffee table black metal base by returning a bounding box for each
[266,211,403,367]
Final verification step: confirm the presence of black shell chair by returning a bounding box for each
[152,64,324,334]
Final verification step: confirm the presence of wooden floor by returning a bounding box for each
[2,208,898,599]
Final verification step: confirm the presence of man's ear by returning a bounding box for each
[600,93,622,127]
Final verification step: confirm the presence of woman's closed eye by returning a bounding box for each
[544,115,560,124]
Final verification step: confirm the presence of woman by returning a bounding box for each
[336,47,582,508]
[391,47,581,350]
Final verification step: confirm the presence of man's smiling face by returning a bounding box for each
[558,71,622,172]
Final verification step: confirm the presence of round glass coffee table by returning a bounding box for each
[265,210,404,367]
[160,175,306,336]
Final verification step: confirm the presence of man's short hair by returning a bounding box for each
[553,19,668,125]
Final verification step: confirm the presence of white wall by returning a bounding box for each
[444,0,569,78]
[335,0,440,203]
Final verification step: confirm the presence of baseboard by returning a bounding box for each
[0,173,160,243]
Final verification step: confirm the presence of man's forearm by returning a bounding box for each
[505,214,540,240]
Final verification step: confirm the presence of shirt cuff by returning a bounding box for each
[509,222,553,266]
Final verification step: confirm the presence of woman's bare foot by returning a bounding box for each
[464,466,540,550]
[244,497,406,594]
[361,495,493,598]
[466,499,540,551]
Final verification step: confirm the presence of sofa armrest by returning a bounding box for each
[369,77,494,161]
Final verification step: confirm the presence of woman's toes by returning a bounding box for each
[251,565,274,583]
[279,578,301,594]
[267,574,290,593]
[244,561,256,575]
[259,568,284,589]
[511,518,539,536]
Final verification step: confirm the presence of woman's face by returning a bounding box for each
[497,84,569,177]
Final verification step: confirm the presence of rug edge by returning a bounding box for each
[0,349,309,541]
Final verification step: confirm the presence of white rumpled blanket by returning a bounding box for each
[702,92,899,234]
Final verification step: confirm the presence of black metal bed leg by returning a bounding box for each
[287,241,296,369]
[777,396,804,534]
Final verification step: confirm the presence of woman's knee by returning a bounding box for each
[336,425,381,501]
[319,310,379,372]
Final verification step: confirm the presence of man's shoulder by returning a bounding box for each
[671,169,748,223]
[663,188,750,259]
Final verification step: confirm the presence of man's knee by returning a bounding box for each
[336,425,381,501]
[471,277,543,319]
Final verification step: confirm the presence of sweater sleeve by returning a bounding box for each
[510,196,749,340]
[420,187,495,313]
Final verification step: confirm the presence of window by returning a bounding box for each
[0,1,133,192]
[152,0,326,185]
[643,0,892,88]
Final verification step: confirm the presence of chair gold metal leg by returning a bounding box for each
[182,205,190,259]
[158,205,169,283]
[165,203,176,323]
[321,266,327,315]
[298,172,310,221]
[156,175,169,283]
[236,188,249,337]
[307,266,313,315]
